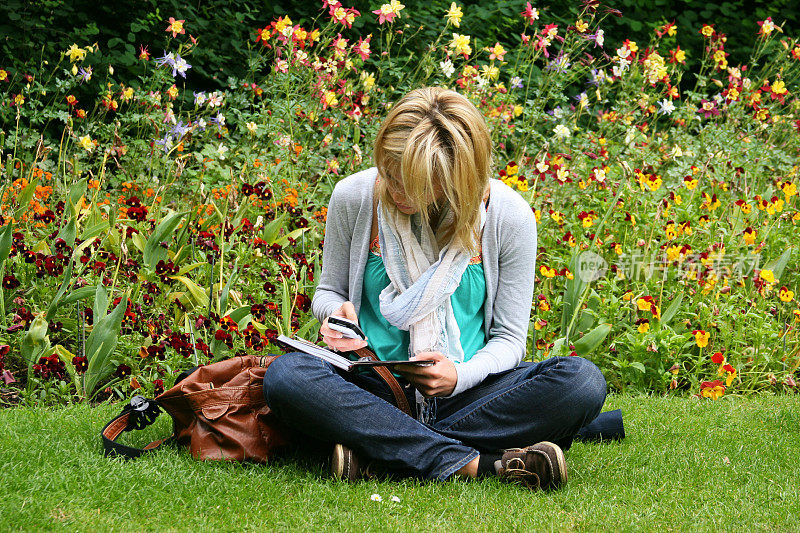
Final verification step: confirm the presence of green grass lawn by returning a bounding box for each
[1,394,799,532]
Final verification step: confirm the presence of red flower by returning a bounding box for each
[711,351,725,364]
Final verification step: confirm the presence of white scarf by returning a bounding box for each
[376,200,486,364]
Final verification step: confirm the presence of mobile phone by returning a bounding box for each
[327,316,367,340]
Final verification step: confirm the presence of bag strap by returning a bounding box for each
[353,346,413,416]
[101,396,174,459]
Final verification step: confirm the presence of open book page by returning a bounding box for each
[274,335,435,369]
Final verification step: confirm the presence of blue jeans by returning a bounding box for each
[263,352,607,481]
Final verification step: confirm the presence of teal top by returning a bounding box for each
[359,237,487,362]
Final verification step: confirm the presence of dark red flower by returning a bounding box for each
[72,355,88,373]
[115,364,132,378]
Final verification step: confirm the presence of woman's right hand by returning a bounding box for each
[320,301,368,352]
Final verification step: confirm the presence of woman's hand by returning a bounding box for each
[397,351,458,397]
[320,301,368,352]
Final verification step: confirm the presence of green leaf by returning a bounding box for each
[80,220,109,241]
[45,258,75,322]
[82,292,129,398]
[171,276,209,308]
[13,177,39,221]
[93,284,110,319]
[661,291,684,325]
[56,215,77,247]
[0,223,13,268]
[296,317,320,340]
[62,285,97,305]
[144,210,187,269]
[630,362,646,373]
[764,248,792,280]
[176,262,207,276]
[219,263,239,316]
[130,231,146,253]
[53,344,81,396]
[573,323,612,357]
[21,313,50,367]
[226,305,251,323]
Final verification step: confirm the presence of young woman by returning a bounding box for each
[263,87,610,490]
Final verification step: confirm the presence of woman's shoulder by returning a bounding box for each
[331,167,378,203]
[487,179,536,229]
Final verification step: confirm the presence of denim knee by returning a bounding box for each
[560,356,607,418]
[262,352,317,405]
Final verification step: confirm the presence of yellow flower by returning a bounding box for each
[79,135,94,152]
[322,90,338,107]
[575,20,588,33]
[481,64,499,80]
[760,269,776,283]
[13,93,24,105]
[450,33,472,57]
[637,320,650,334]
[701,383,725,400]
[725,368,737,387]
[742,227,756,245]
[66,44,87,62]
[694,330,710,348]
[701,25,715,38]
[771,79,788,95]
[122,87,134,101]
[445,2,463,27]
[783,182,797,199]
[684,177,698,190]
[539,265,557,278]
[636,298,651,311]
[360,71,375,91]
[779,287,794,302]
[274,16,293,34]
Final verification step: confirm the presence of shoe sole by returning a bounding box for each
[537,441,567,487]
[331,443,346,480]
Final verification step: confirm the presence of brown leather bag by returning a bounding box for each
[102,355,290,462]
[101,349,411,462]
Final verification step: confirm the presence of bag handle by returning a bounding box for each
[353,346,413,416]
[101,396,174,459]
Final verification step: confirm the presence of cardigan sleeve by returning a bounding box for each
[310,182,353,323]
[448,205,537,396]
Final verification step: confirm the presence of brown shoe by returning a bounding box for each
[497,441,567,490]
[331,443,373,482]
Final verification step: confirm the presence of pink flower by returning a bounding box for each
[354,35,372,60]
[522,2,539,25]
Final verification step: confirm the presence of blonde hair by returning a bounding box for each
[373,87,492,254]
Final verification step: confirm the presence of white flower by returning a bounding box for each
[370,494,382,502]
[390,495,401,503]
[207,92,223,108]
[616,46,630,59]
[216,144,229,160]
[255,215,264,228]
[658,99,676,115]
[439,58,455,78]
[246,122,258,134]
[476,75,488,89]
[553,124,571,139]
[595,29,604,47]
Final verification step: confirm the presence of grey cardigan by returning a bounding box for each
[311,167,538,396]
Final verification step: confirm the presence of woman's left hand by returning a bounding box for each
[396,351,458,397]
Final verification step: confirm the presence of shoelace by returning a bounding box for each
[499,457,542,489]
